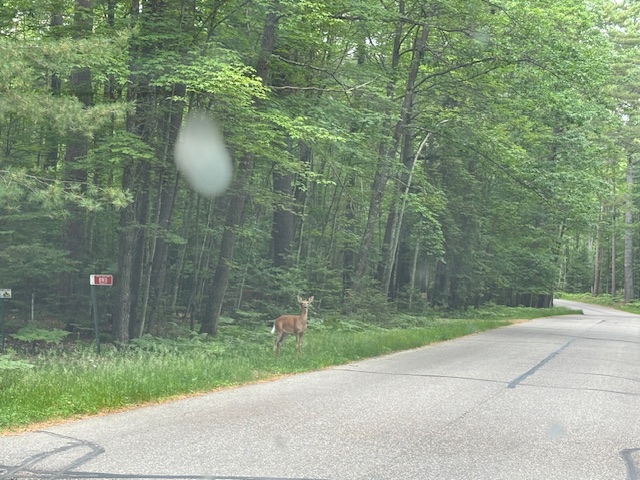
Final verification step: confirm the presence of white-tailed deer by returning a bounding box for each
[271,295,314,356]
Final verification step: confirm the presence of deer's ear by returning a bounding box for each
[297,295,303,303]
[308,296,314,302]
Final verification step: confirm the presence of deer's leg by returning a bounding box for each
[275,331,287,356]
[296,332,304,355]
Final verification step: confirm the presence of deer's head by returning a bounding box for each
[297,295,314,311]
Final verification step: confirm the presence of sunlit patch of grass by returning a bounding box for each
[556,292,621,306]
[557,292,640,315]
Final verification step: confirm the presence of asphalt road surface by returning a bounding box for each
[1,300,639,480]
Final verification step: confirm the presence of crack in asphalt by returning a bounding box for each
[577,336,640,346]
[573,372,640,384]
[334,367,506,385]
[512,382,640,398]
[507,336,579,389]
[621,448,640,480]
[0,471,324,480]
[0,432,324,480]
[508,319,609,389]
[0,432,104,480]
[337,366,640,397]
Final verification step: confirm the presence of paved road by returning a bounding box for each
[1,300,639,480]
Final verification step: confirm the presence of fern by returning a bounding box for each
[11,326,70,344]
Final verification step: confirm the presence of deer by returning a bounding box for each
[271,295,314,356]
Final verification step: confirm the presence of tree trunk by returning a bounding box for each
[114,0,151,342]
[611,204,616,297]
[624,156,634,302]
[61,0,93,306]
[200,154,253,335]
[44,8,63,169]
[354,4,405,283]
[266,4,289,269]
[342,173,357,305]
[270,141,310,267]
[114,163,137,343]
[199,2,280,334]
[146,84,186,332]
[126,165,150,339]
[593,201,603,295]
[408,238,420,309]
[381,119,435,297]
[114,224,135,343]
[271,170,296,267]
[171,190,196,310]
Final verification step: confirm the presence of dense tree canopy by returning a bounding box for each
[0,0,634,340]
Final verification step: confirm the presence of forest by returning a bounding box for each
[1,0,638,343]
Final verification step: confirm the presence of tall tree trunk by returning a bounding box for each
[114,0,150,342]
[354,3,405,283]
[360,20,428,288]
[408,238,420,309]
[200,154,253,335]
[61,0,93,306]
[145,84,186,333]
[127,172,150,339]
[611,205,616,296]
[270,141,310,267]
[114,163,137,343]
[271,170,296,267]
[624,156,634,302]
[115,0,194,340]
[355,142,394,282]
[382,126,435,297]
[199,2,279,335]
[171,190,196,310]
[593,201,603,296]
[342,174,357,308]
[44,8,63,169]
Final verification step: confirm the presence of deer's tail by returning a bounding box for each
[271,324,276,334]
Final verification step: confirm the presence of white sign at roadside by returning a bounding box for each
[0,289,11,299]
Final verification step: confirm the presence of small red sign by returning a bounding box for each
[90,274,113,286]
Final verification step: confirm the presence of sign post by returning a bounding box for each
[0,289,11,354]
[90,275,113,355]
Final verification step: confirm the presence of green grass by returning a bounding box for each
[0,306,577,433]
[556,292,640,315]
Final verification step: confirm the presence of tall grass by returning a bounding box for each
[0,306,576,432]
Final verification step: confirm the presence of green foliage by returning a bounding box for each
[0,169,131,215]
[157,53,268,106]
[11,326,70,344]
[347,281,394,324]
[0,0,628,339]
[0,244,79,306]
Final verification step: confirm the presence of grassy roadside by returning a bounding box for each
[556,292,640,315]
[0,306,577,433]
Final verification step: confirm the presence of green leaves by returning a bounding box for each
[0,168,132,216]
[155,53,267,106]
[0,0,628,331]
[11,326,70,345]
